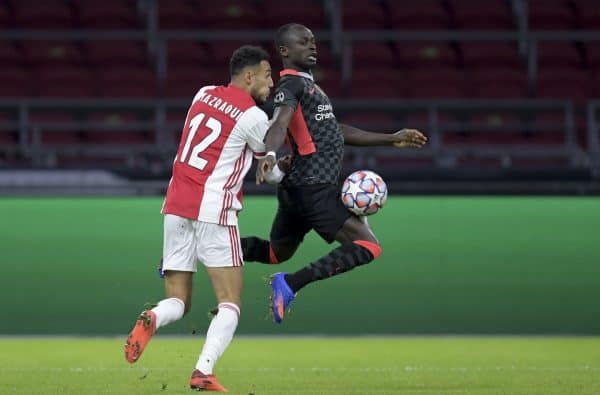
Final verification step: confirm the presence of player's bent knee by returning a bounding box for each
[353,240,382,260]
[270,243,297,263]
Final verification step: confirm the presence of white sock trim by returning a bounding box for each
[218,302,240,319]
[152,297,185,329]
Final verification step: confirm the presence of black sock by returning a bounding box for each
[240,237,270,263]
[284,243,376,293]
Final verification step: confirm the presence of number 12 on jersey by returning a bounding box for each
[179,113,222,170]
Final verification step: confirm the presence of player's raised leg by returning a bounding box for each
[272,215,382,323]
[125,214,195,363]
[125,271,190,363]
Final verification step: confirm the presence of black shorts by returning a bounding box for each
[270,183,353,245]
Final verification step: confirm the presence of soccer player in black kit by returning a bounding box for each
[242,23,428,323]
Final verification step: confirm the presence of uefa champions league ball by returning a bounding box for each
[341,170,388,216]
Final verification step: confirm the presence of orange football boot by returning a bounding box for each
[124,310,156,363]
[189,369,228,392]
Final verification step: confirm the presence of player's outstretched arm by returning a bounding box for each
[340,123,428,148]
[256,105,295,184]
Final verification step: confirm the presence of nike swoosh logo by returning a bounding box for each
[309,88,315,94]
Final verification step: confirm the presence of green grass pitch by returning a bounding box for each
[1,337,598,394]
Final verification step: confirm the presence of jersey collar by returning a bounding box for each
[280,68,314,80]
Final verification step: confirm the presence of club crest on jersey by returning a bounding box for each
[274,91,285,103]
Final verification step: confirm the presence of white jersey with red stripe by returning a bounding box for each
[162,83,267,225]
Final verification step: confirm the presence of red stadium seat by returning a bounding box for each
[342,0,386,29]
[584,42,600,69]
[29,112,82,146]
[397,42,457,69]
[340,113,396,129]
[262,0,326,29]
[350,66,405,90]
[449,0,514,29]
[528,0,576,30]
[460,42,522,70]
[84,112,152,145]
[352,41,398,67]
[76,0,141,29]
[444,112,527,147]
[537,41,583,69]
[311,66,342,98]
[314,41,335,68]
[350,81,403,99]
[22,41,85,68]
[203,41,255,67]
[589,72,600,99]
[574,0,600,29]
[0,112,18,146]
[404,68,465,98]
[159,0,200,29]
[13,0,74,29]
[0,3,9,29]
[36,67,96,97]
[0,130,18,146]
[468,68,528,99]
[167,41,212,68]
[532,113,573,146]
[388,1,449,30]
[165,67,228,98]
[536,68,591,104]
[0,67,34,97]
[97,67,156,98]
[162,0,262,30]
[0,41,22,66]
[85,41,149,67]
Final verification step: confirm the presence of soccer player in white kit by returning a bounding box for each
[124,45,280,392]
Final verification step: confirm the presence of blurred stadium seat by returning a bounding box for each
[536,68,591,104]
[37,66,96,97]
[468,68,528,99]
[160,0,262,30]
[388,1,449,30]
[0,67,35,96]
[405,68,466,98]
[0,0,596,181]
[262,0,326,29]
[342,0,386,29]
[97,67,156,98]
[537,41,583,69]
[449,0,514,30]
[22,41,85,69]
[352,41,398,67]
[13,0,74,29]
[396,41,458,69]
[76,0,141,29]
[574,0,600,29]
[85,40,150,68]
[29,111,82,146]
[460,42,521,70]
[528,0,576,30]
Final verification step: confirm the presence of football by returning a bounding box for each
[341,170,388,216]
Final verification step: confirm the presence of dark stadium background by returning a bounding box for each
[0,0,599,336]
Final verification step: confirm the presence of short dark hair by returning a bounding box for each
[229,45,270,77]
[274,23,305,52]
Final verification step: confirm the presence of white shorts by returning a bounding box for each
[162,214,243,271]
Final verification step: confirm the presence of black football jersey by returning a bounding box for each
[273,69,344,186]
